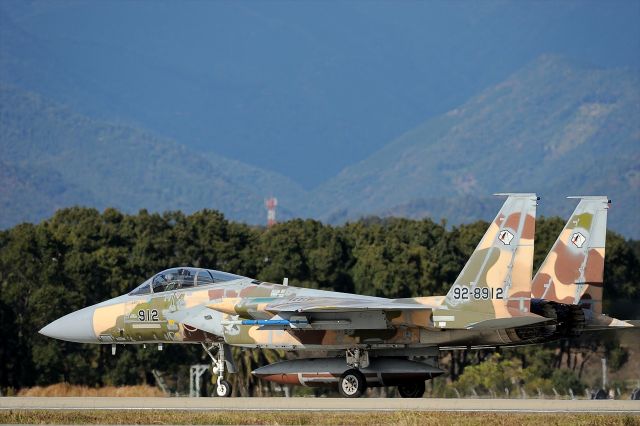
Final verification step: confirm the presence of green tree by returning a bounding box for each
[0,210,637,393]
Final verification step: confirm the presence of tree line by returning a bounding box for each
[0,207,638,395]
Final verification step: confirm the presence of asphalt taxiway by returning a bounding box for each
[0,397,638,413]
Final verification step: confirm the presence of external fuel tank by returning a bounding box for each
[252,357,444,387]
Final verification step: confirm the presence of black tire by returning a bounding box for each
[338,369,367,398]
[398,381,426,398]
[215,379,232,397]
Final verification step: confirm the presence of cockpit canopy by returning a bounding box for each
[129,267,246,295]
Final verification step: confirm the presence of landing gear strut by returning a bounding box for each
[202,342,234,397]
[346,348,369,369]
[339,348,369,398]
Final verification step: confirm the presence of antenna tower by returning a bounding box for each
[265,197,278,227]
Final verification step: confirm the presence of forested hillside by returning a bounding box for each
[317,56,640,237]
[0,208,638,395]
[2,57,638,237]
[0,85,305,228]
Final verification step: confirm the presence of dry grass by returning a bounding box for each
[0,410,637,426]
[17,383,165,397]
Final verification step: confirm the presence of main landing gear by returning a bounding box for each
[339,369,367,398]
[339,348,369,398]
[202,342,235,397]
[339,348,427,398]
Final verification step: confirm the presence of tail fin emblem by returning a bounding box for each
[498,230,514,245]
[571,232,586,248]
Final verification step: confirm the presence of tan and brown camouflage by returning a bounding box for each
[40,193,636,396]
[433,193,539,329]
[531,196,609,315]
[44,193,558,351]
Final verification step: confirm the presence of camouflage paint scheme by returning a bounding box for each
[531,196,608,315]
[43,194,635,362]
[92,279,436,349]
[433,194,537,329]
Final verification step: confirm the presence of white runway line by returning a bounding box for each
[0,397,638,413]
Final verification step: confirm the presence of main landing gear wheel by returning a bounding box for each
[398,381,426,398]
[338,369,367,398]
[215,379,232,397]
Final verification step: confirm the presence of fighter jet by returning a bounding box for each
[40,193,634,398]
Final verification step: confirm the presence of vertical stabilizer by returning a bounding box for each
[435,193,538,328]
[532,196,609,316]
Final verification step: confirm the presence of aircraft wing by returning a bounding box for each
[264,296,437,313]
[202,296,439,330]
[206,296,550,330]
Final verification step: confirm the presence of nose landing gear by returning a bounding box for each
[202,342,236,397]
[215,378,232,398]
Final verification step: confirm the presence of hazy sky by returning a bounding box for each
[2,0,639,187]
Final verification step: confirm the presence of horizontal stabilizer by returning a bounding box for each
[583,314,636,331]
[465,314,549,330]
[434,306,548,329]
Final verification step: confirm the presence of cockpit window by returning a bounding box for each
[177,268,195,288]
[151,268,197,292]
[152,272,169,293]
[195,269,244,286]
[209,270,245,282]
[129,278,152,295]
[130,267,246,295]
[196,270,215,285]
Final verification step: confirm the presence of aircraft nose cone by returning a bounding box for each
[39,306,97,343]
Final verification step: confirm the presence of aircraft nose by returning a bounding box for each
[39,306,97,343]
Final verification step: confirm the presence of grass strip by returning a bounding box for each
[0,410,638,425]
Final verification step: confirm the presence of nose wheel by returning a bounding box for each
[202,343,235,397]
[215,379,232,397]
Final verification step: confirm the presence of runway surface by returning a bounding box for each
[0,397,638,413]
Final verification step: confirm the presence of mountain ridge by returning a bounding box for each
[0,83,305,227]
[2,1,638,187]
[312,55,639,236]
[1,55,639,237]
